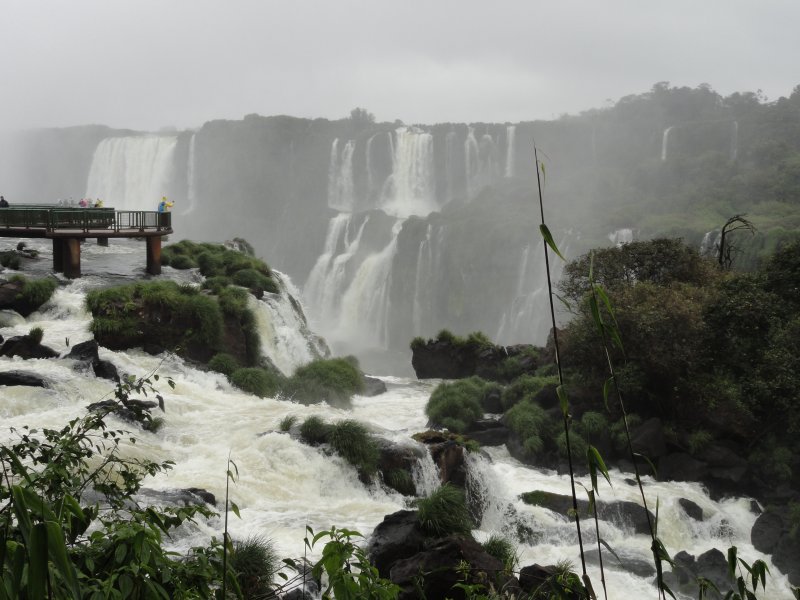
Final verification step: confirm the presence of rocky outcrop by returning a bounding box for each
[390,535,517,600]
[411,336,537,383]
[375,439,424,496]
[413,430,467,487]
[751,509,800,585]
[0,370,48,387]
[368,510,426,577]
[0,278,56,317]
[0,335,59,359]
[87,398,163,431]
[663,549,730,599]
[362,375,387,396]
[65,339,120,382]
[520,490,655,535]
[464,419,509,447]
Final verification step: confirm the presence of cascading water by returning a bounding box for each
[183,133,198,216]
[661,126,674,161]
[608,228,634,246]
[505,125,516,177]
[0,241,794,597]
[380,127,436,218]
[327,139,356,211]
[85,136,178,210]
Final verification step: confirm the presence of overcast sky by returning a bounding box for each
[1,0,798,133]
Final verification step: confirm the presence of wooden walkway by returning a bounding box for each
[0,206,173,278]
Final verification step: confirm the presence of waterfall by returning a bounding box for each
[444,130,457,204]
[464,127,479,197]
[608,228,634,246]
[412,224,434,334]
[411,450,441,498]
[661,126,674,161]
[85,136,178,210]
[505,125,516,177]
[303,213,366,323]
[334,228,399,348]
[730,120,739,162]
[700,230,721,258]
[380,127,436,218]
[250,271,327,376]
[327,139,356,211]
[365,133,377,205]
[183,133,197,216]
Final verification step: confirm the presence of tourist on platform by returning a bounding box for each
[0,196,8,208]
[79,198,89,208]
[157,197,174,212]
[94,198,104,208]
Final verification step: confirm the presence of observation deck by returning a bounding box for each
[0,206,173,278]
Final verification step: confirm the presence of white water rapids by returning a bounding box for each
[0,240,794,598]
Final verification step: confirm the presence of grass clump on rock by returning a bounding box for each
[425,376,492,433]
[230,367,282,398]
[162,239,279,294]
[416,484,473,537]
[231,535,280,599]
[299,416,332,445]
[328,419,379,476]
[286,357,365,407]
[86,280,224,359]
[208,352,239,376]
[482,535,520,573]
[504,400,555,457]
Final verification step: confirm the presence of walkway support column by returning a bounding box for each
[146,236,162,275]
[97,237,109,247]
[63,238,81,279]
[52,239,64,273]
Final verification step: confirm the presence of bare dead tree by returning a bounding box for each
[717,214,756,269]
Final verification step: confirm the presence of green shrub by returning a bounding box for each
[385,469,415,496]
[501,375,558,410]
[505,400,553,458]
[579,411,609,438]
[0,252,20,269]
[208,353,239,376]
[416,484,473,537]
[299,416,331,445]
[27,326,44,345]
[231,535,279,599]
[686,428,713,454]
[610,414,642,452]
[410,336,426,350]
[233,268,276,293]
[279,415,297,432]
[482,535,520,573]
[556,430,588,460]
[425,377,487,433]
[328,420,379,475]
[13,275,58,307]
[169,254,195,270]
[202,275,232,294]
[230,367,281,398]
[287,358,364,407]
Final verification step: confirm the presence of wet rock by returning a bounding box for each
[519,564,582,598]
[630,417,667,458]
[0,335,59,359]
[375,439,423,496]
[678,498,704,521]
[586,548,656,578]
[752,509,800,585]
[663,548,730,599]
[0,370,48,387]
[390,535,517,600]
[87,398,162,429]
[367,510,425,577]
[93,359,120,382]
[658,452,709,482]
[519,490,655,535]
[362,375,387,396]
[414,431,467,487]
[464,419,509,447]
[65,339,100,362]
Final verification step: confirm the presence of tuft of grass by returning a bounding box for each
[208,353,239,376]
[482,535,520,573]
[328,420,379,476]
[416,484,473,537]
[27,326,44,345]
[425,377,488,433]
[385,469,416,496]
[287,358,364,408]
[501,375,558,411]
[229,368,281,398]
[505,400,554,458]
[0,252,20,269]
[231,535,280,599]
[279,415,297,432]
[299,416,331,445]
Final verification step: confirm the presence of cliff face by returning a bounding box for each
[8,84,800,363]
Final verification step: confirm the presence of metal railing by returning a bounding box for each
[0,207,171,232]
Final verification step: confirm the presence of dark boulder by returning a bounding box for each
[0,278,55,317]
[658,452,709,482]
[586,548,656,578]
[390,535,517,600]
[362,375,387,396]
[0,335,59,359]
[413,431,466,487]
[411,336,537,383]
[367,510,425,577]
[87,399,162,430]
[0,370,48,387]
[678,498,704,521]
[519,564,584,598]
[752,509,800,585]
[663,548,730,599]
[464,419,509,447]
[630,417,667,458]
[65,339,100,362]
[93,359,120,382]
[519,490,655,535]
[375,439,423,496]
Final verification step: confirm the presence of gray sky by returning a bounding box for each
[1,0,798,132]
